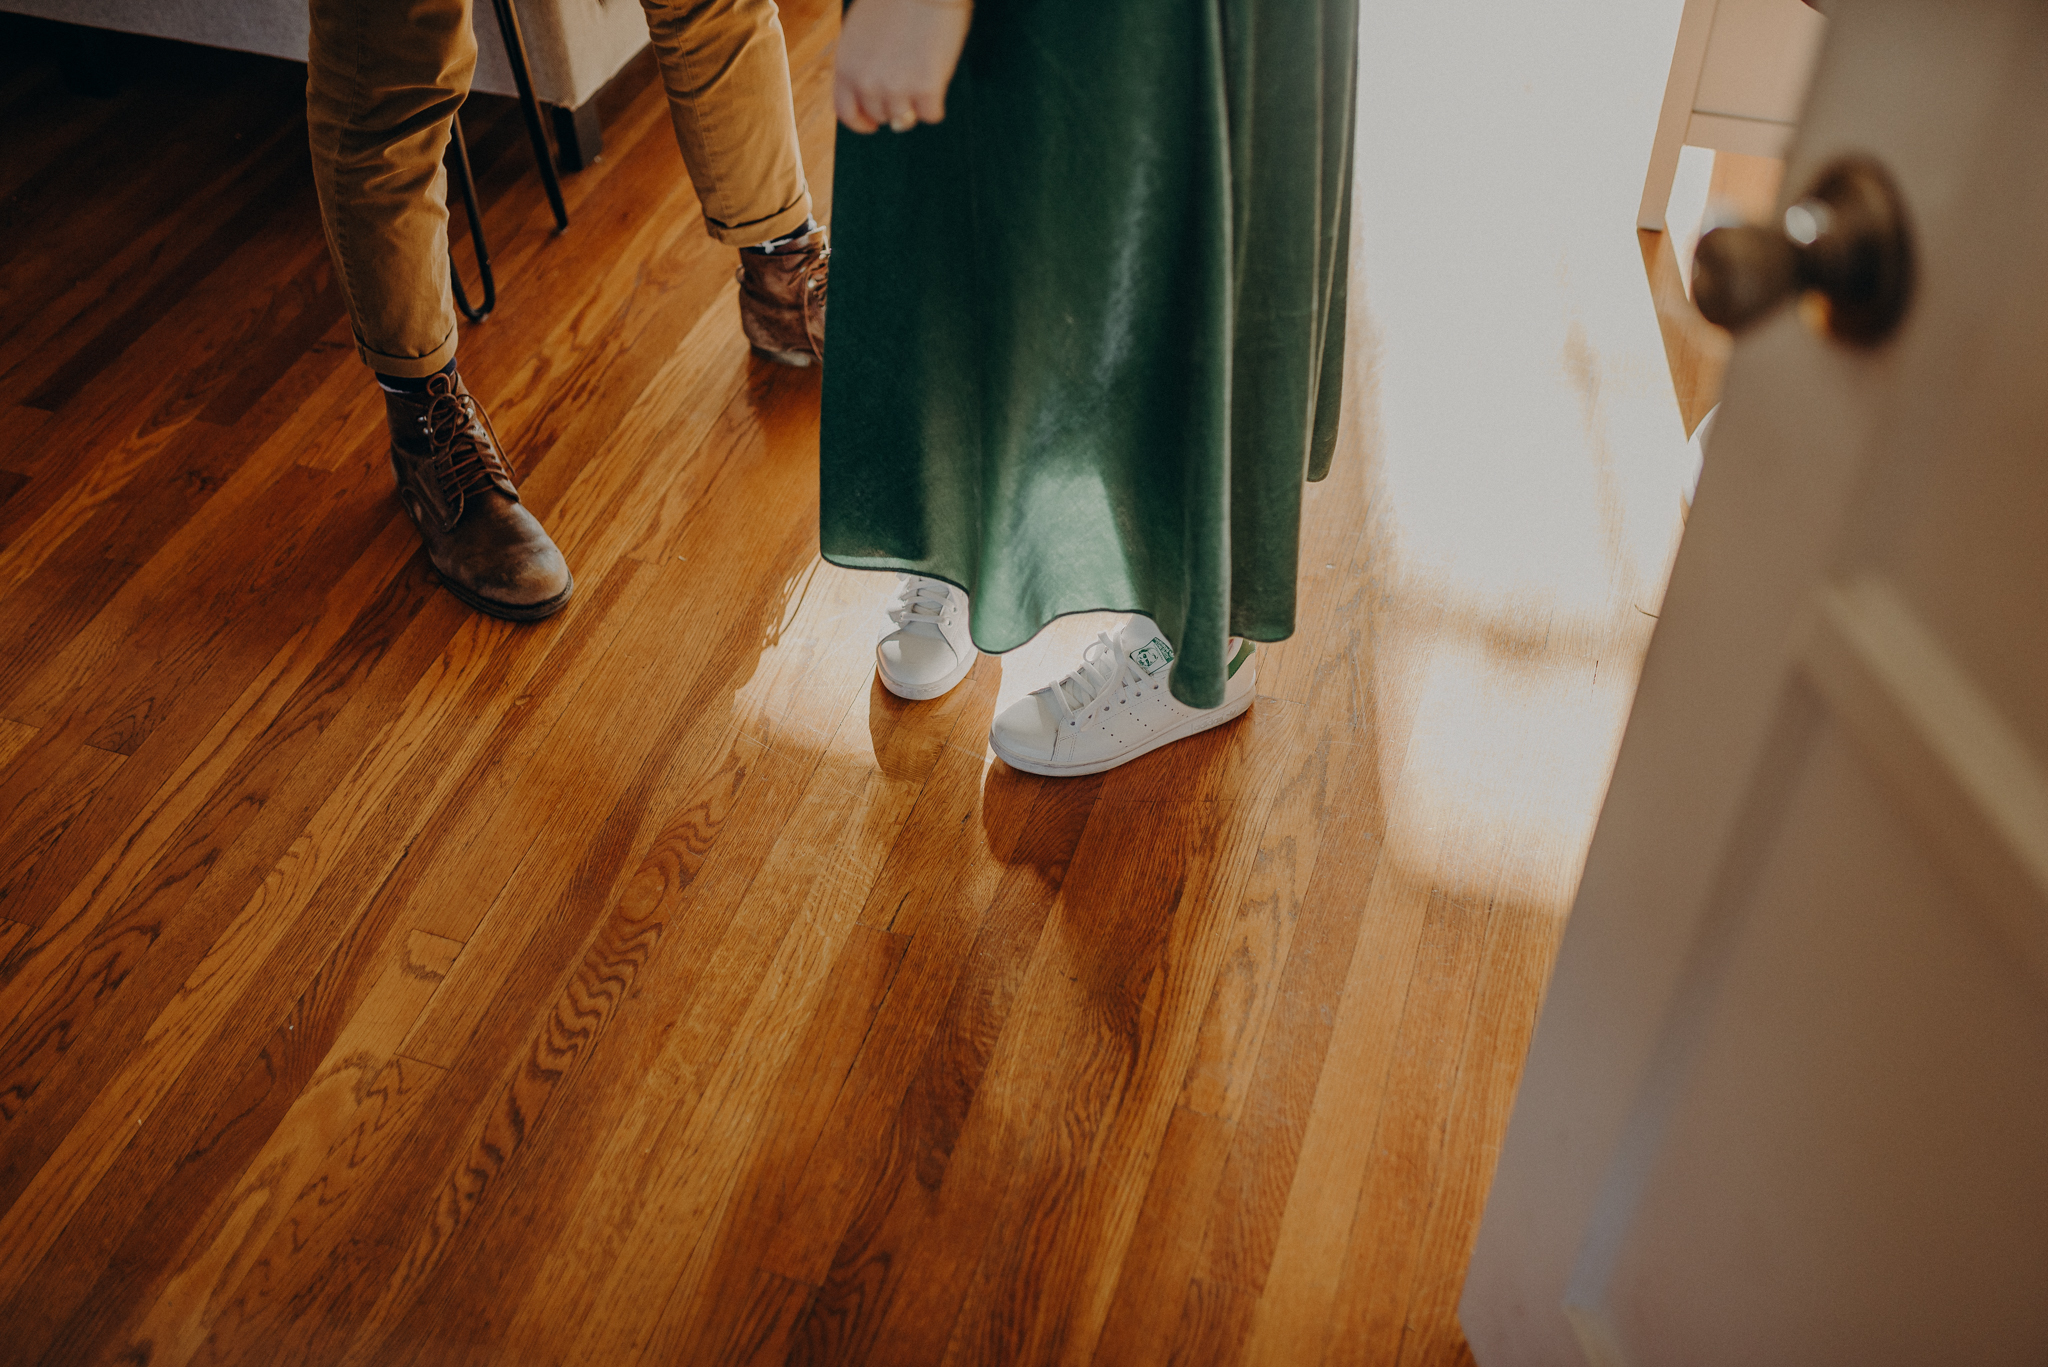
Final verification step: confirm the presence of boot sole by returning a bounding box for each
[441,570,576,623]
[990,687,1255,778]
[752,345,816,368]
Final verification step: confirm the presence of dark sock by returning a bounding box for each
[375,357,458,395]
[741,216,820,254]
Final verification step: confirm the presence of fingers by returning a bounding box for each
[835,0,969,133]
[837,80,942,134]
[875,89,943,133]
[836,75,880,133]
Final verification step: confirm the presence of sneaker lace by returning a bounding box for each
[419,374,515,520]
[887,576,956,638]
[1046,633,1140,727]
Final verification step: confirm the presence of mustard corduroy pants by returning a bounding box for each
[307,0,812,376]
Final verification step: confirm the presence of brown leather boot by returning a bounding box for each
[737,227,828,367]
[385,372,573,622]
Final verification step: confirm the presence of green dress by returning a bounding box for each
[819,0,1357,709]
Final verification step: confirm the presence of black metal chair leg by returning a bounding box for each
[447,113,497,322]
[491,0,570,234]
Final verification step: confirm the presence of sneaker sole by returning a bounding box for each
[877,646,978,702]
[989,687,1254,778]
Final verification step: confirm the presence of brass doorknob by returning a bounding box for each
[1690,155,1914,344]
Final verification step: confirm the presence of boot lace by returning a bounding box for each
[418,373,515,522]
[801,245,830,311]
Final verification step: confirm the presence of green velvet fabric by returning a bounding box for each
[819,0,1357,708]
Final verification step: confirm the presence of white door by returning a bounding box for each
[1459,2,2048,1363]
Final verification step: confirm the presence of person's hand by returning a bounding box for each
[835,0,972,134]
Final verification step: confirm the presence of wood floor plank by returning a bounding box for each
[702,1269,824,1367]
[1182,741,1388,1289]
[7,445,332,745]
[0,65,306,400]
[0,716,40,776]
[849,678,1025,945]
[543,759,903,1363]
[1091,712,1349,1367]
[1166,1278,1259,1367]
[0,371,373,843]
[206,725,776,1367]
[0,599,517,1289]
[0,399,206,605]
[53,407,353,761]
[1,121,314,414]
[1090,1103,1238,1367]
[0,560,456,1244]
[1233,640,1620,1364]
[4,181,331,601]
[938,703,1312,1367]
[0,326,369,724]
[0,551,147,723]
[0,43,132,209]
[1317,890,1495,1366]
[0,416,46,474]
[0,517,415,1045]
[343,477,875,1365]
[734,740,1042,1299]
[99,930,458,1367]
[0,741,123,917]
[177,1053,447,1367]
[0,456,387,936]
[664,921,911,1366]
[17,869,468,1367]
[1226,879,1456,1362]
[384,737,801,1364]
[8,572,579,1359]
[1174,734,1339,1128]
[342,741,843,1367]
[932,793,1213,1367]
[784,778,1105,1367]
[388,573,748,1060]
[1386,904,1556,1367]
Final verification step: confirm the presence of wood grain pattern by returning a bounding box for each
[110,929,458,1367]
[0,5,1692,1364]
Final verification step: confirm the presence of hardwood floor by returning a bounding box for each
[0,8,1688,1365]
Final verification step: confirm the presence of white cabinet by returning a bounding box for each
[1639,0,1827,228]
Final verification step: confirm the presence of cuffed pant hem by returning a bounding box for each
[703,190,816,248]
[358,326,461,378]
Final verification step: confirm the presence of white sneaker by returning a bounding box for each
[988,617,1255,777]
[875,574,978,701]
